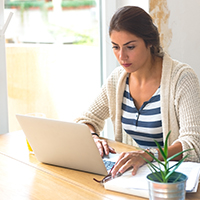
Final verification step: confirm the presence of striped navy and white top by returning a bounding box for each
[121,75,163,149]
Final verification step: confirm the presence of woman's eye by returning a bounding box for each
[127,46,135,50]
[112,46,119,50]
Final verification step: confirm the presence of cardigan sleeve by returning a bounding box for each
[74,67,123,135]
[172,67,200,162]
[74,83,110,135]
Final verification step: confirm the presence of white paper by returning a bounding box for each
[104,161,200,198]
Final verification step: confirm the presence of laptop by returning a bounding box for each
[16,114,118,176]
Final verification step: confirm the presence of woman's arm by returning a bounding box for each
[162,141,182,161]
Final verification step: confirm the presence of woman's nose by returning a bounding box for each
[119,49,128,61]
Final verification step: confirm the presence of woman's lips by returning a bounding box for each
[122,63,132,68]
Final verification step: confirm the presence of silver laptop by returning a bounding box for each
[16,114,118,175]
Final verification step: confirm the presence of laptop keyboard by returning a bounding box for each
[103,159,115,171]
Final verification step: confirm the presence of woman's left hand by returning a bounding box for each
[111,150,153,177]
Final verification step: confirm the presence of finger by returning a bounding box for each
[109,146,116,154]
[96,141,104,157]
[115,152,126,165]
[111,162,126,177]
[111,153,127,177]
[132,165,139,175]
[102,140,110,155]
[118,158,133,174]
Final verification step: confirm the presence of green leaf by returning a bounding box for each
[165,170,176,180]
[173,173,182,183]
[147,167,164,182]
[169,155,189,172]
[143,150,165,167]
[164,131,171,157]
[140,130,193,183]
[165,155,189,180]
[141,156,161,171]
[154,140,166,160]
[167,148,192,162]
[142,157,168,182]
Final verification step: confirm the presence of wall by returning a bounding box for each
[150,0,200,79]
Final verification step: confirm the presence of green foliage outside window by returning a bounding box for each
[5,0,98,45]
[5,0,96,10]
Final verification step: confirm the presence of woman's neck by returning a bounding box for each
[130,56,163,86]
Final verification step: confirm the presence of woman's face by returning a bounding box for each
[110,30,152,74]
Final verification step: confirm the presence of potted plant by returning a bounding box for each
[142,131,193,200]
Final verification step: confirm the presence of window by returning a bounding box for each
[5,0,101,132]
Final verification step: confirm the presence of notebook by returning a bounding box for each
[16,114,118,175]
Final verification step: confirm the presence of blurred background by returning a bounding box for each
[2,0,200,140]
[4,0,101,132]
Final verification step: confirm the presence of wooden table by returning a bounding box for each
[0,131,199,200]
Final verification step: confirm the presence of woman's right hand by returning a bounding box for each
[92,135,116,157]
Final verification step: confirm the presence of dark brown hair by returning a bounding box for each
[109,6,164,57]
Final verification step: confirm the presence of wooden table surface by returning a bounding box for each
[0,131,199,200]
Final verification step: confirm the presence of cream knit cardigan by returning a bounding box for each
[76,54,200,162]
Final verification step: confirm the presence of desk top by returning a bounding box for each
[0,131,199,200]
[0,153,102,200]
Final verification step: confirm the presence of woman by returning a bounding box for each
[75,6,200,177]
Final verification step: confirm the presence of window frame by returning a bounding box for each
[0,0,9,134]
